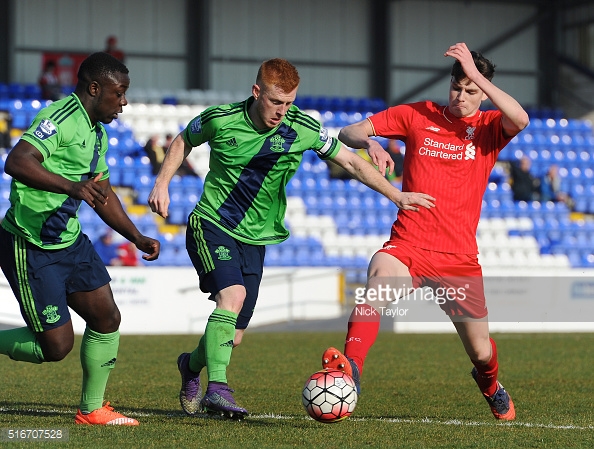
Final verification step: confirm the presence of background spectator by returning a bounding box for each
[38,60,62,101]
[510,156,540,202]
[540,164,574,209]
[93,230,121,266]
[104,35,126,63]
[117,241,141,266]
[144,134,166,175]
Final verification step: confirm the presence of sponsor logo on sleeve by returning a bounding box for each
[190,117,202,134]
[34,119,57,140]
[317,137,335,156]
[314,127,334,156]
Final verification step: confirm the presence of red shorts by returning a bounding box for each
[378,239,488,319]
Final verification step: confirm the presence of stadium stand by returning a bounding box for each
[1,84,593,276]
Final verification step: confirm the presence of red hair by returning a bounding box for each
[256,58,300,93]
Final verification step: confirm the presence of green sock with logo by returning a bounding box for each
[0,326,44,363]
[79,327,120,413]
[189,334,206,373]
[204,309,237,384]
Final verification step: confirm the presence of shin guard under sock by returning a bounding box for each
[189,334,206,373]
[79,327,120,413]
[204,309,238,384]
[471,337,499,397]
[344,304,380,375]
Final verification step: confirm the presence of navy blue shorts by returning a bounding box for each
[0,227,111,332]
[186,214,265,330]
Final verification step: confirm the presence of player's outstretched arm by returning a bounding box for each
[330,145,435,212]
[336,119,435,211]
[148,133,191,218]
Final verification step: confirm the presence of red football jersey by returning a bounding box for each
[369,101,512,254]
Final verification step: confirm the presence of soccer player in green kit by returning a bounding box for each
[148,58,435,419]
[0,52,160,425]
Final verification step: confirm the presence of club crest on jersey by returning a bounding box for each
[269,134,285,153]
[319,127,329,142]
[34,119,57,140]
[465,126,476,140]
[190,117,202,134]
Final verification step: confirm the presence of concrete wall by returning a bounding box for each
[0,266,343,334]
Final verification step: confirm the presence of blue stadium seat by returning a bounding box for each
[0,83,9,99]
[264,245,281,266]
[167,204,189,225]
[286,177,303,196]
[152,246,179,266]
[343,97,358,112]
[23,84,41,99]
[8,83,26,99]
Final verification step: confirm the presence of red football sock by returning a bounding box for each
[344,304,381,376]
[471,337,499,397]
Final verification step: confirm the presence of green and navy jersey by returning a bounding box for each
[183,97,340,245]
[1,94,110,249]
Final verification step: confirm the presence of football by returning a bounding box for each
[302,368,358,423]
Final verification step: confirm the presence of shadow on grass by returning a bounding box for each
[0,402,177,419]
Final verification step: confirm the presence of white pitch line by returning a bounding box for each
[1,408,592,431]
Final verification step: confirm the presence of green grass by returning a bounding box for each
[1,332,594,448]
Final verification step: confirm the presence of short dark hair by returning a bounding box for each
[451,50,495,82]
[77,52,129,84]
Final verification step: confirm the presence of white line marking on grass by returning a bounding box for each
[2,407,592,430]
[364,417,594,431]
[250,414,594,430]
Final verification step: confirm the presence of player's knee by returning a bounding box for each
[216,285,247,315]
[468,345,491,364]
[88,307,121,334]
[102,309,121,333]
[41,339,73,362]
[111,308,121,327]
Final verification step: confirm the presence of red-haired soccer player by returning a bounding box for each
[323,42,529,421]
[149,58,435,419]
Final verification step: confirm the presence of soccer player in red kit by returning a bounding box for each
[322,43,529,420]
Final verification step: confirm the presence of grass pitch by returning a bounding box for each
[1,331,593,448]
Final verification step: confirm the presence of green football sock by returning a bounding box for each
[189,334,206,373]
[79,327,120,413]
[0,326,44,364]
[204,309,237,384]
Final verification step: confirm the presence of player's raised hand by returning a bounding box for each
[69,172,108,208]
[394,192,436,211]
[444,43,478,79]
